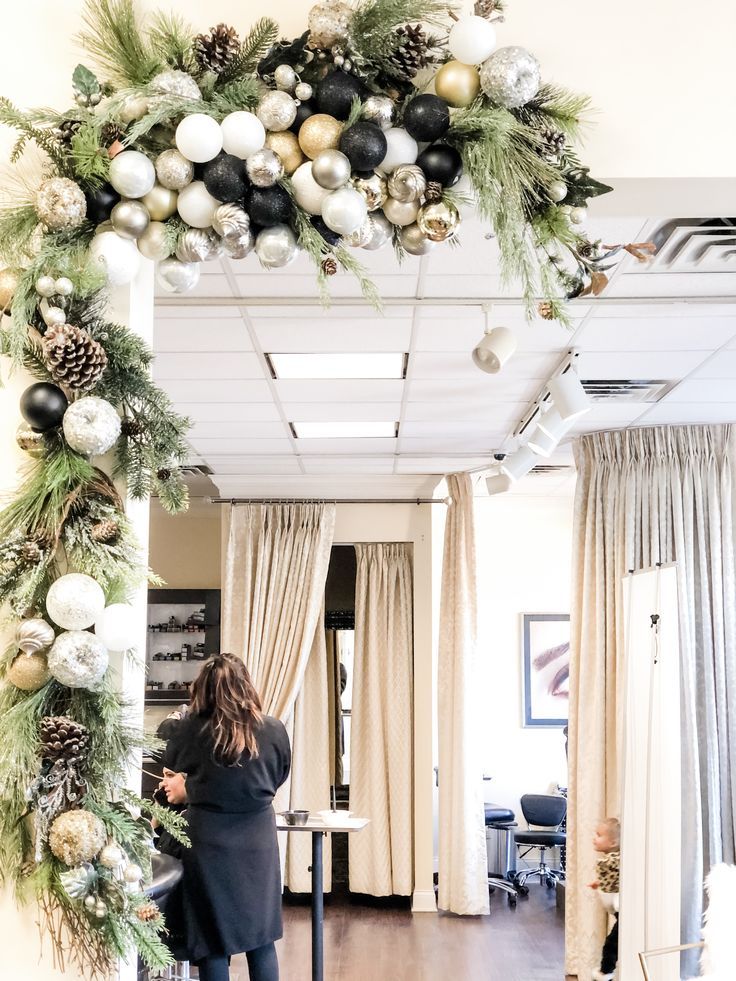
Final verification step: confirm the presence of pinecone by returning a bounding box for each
[121,418,144,438]
[42,323,108,393]
[537,301,555,321]
[136,900,161,923]
[386,25,433,82]
[156,467,172,482]
[21,539,44,564]
[474,0,502,19]
[58,119,83,145]
[39,716,90,765]
[101,122,124,147]
[540,128,566,162]
[90,519,120,544]
[321,257,337,276]
[424,181,443,203]
[194,24,241,76]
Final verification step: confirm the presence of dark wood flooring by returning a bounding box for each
[225,882,565,981]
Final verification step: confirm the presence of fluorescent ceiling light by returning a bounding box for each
[292,421,398,439]
[269,352,406,379]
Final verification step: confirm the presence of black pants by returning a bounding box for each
[600,913,619,975]
[195,942,279,981]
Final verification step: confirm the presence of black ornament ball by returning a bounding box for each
[315,71,364,121]
[339,122,387,172]
[85,183,120,225]
[246,185,292,227]
[416,144,463,187]
[311,216,341,247]
[403,95,450,142]
[20,383,68,432]
[290,100,317,135]
[202,153,247,203]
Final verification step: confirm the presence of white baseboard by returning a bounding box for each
[412,888,437,913]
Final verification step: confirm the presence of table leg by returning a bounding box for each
[311,830,324,981]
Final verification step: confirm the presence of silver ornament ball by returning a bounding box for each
[362,95,394,131]
[295,82,313,102]
[48,630,109,689]
[399,223,437,256]
[149,70,201,102]
[176,228,220,263]
[343,216,374,248]
[212,204,251,239]
[40,301,66,328]
[257,91,297,133]
[62,396,121,457]
[155,149,195,191]
[137,221,173,261]
[383,196,419,227]
[570,206,587,225]
[221,228,255,260]
[387,164,426,203]
[246,148,285,187]
[123,863,143,884]
[110,199,150,240]
[156,257,201,294]
[35,178,87,230]
[255,224,299,268]
[417,200,461,242]
[16,618,55,655]
[311,149,351,190]
[351,173,388,211]
[308,0,351,48]
[274,65,298,92]
[35,275,56,298]
[362,211,392,251]
[479,46,541,109]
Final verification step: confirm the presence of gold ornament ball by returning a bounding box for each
[0,267,20,312]
[417,200,461,242]
[265,132,305,175]
[434,61,481,109]
[298,114,343,160]
[49,809,106,866]
[7,653,51,691]
[16,423,46,458]
[142,184,178,221]
[351,173,388,212]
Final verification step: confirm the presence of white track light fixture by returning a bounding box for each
[527,405,572,456]
[500,445,537,481]
[547,366,590,421]
[486,470,513,495]
[472,308,517,374]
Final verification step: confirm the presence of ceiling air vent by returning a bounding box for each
[580,379,674,403]
[530,465,572,475]
[180,464,214,477]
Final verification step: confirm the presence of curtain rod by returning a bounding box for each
[208,497,449,505]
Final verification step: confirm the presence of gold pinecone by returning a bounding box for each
[424,181,443,203]
[42,323,107,392]
[194,24,241,76]
[321,257,337,276]
[90,519,120,544]
[537,301,555,321]
[136,900,161,923]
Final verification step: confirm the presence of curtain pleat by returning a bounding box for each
[565,425,736,978]
[325,630,344,787]
[437,473,489,915]
[349,543,414,896]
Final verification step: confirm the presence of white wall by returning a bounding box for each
[474,494,572,821]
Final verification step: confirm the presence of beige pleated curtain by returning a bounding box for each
[566,426,736,978]
[349,543,414,896]
[437,473,490,915]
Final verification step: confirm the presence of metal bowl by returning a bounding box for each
[281,809,310,826]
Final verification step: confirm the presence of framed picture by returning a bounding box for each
[522,613,570,728]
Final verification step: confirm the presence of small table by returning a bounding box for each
[276,814,369,981]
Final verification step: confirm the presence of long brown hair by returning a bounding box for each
[190,653,264,765]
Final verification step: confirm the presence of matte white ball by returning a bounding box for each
[47,574,106,631]
[175,113,224,163]
[99,843,125,869]
[220,111,266,159]
[137,221,173,261]
[89,232,140,286]
[54,277,74,297]
[291,161,331,215]
[156,257,201,294]
[376,128,418,174]
[322,187,368,235]
[176,181,222,228]
[123,863,143,884]
[95,604,137,652]
[63,396,121,456]
[108,151,156,199]
[448,15,497,65]
[255,225,299,268]
[47,630,108,689]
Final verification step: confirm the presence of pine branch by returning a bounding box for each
[334,245,382,310]
[123,94,211,146]
[0,204,39,267]
[349,0,452,66]
[70,123,111,189]
[218,17,280,83]
[207,78,261,117]
[147,11,196,74]
[77,0,162,87]
[121,789,190,846]
[0,98,70,172]
[514,83,592,141]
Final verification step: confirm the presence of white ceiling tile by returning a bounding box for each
[577,350,710,379]
[233,273,418,299]
[395,456,489,473]
[160,380,273,402]
[634,403,736,425]
[413,314,574,353]
[281,402,402,422]
[275,379,404,402]
[155,304,242,318]
[399,436,498,453]
[657,380,736,404]
[689,350,736,378]
[410,351,555,380]
[301,458,396,474]
[607,272,736,298]
[155,274,231,299]
[295,438,397,455]
[192,437,293,453]
[153,352,264,380]
[202,457,303,475]
[247,304,414,320]
[175,402,281,422]
[403,401,527,425]
[577,316,736,351]
[407,377,540,403]
[254,319,412,352]
[401,419,505,437]
[154,319,251,352]
[582,303,735,320]
[190,421,287,438]
[568,403,650,432]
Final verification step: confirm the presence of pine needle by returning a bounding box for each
[77,0,162,87]
[334,245,382,310]
[219,17,280,82]
[349,0,452,65]
[70,123,111,188]
[514,83,592,141]
[147,10,196,74]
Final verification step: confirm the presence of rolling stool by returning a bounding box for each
[485,805,519,907]
[139,852,189,981]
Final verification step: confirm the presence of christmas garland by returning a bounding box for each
[0,0,648,975]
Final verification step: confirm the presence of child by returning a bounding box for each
[589,817,620,981]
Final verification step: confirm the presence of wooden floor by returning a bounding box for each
[225,882,566,981]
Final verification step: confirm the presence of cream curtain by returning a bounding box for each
[566,426,736,978]
[349,543,414,896]
[437,472,490,916]
[221,502,335,720]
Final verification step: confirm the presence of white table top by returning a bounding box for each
[276,814,369,833]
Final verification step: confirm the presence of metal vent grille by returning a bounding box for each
[581,379,674,403]
[648,218,736,270]
[181,463,214,476]
[530,464,572,475]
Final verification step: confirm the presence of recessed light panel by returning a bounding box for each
[269,352,406,379]
[292,421,398,439]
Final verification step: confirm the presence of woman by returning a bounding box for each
[164,653,291,981]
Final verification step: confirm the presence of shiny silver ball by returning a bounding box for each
[156,257,201,294]
[311,149,351,190]
[274,65,298,92]
[54,277,74,297]
[255,224,299,268]
[333,54,345,68]
[295,82,313,102]
[343,216,374,248]
[399,222,437,256]
[176,228,220,263]
[35,178,87,230]
[149,69,201,102]
[351,173,388,212]
[110,199,150,240]
[35,275,56,298]
[41,301,67,328]
[246,148,285,187]
[220,228,255,260]
[362,95,394,131]
[257,91,297,133]
[479,46,541,109]
[155,149,195,191]
[212,204,251,239]
[387,164,426,203]
[362,211,392,251]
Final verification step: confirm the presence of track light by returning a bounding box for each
[500,445,537,481]
[527,405,571,457]
[472,308,517,374]
[547,367,590,421]
[486,471,513,495]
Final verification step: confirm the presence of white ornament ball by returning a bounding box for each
[254,225,299,268]
[549,180,568,203]
[274,64,298,92]
[570,206,587,225]
[295,82,313,102]
[383,196,420,227]
[62,396,121,456]
[220,111,266,159]
[156,257,201,294]
[291,161,331,215]
[175,113,224,163]
[54,277,74,297]
[448,15,497,65]
[98,842,125,869]
[108,151,156,199]
[35,275,56,298]
[376,128,418,174]
[94,604,137,652]
[176,181,221,228]
[322,187,368,236]
[48,630,108,689]
[123,863,143,884]
[89,232,140,287]
[137,221,173,261]
[119,95,150,124]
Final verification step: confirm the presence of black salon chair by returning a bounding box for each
[484,804,518,906]
[512,793,566,894]
[140,852,188,981]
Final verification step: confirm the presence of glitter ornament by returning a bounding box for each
[274,64,298,92]
[35,275,56,297]
[212,204,251,239]
[155,149,194,190]
[417,199,461,241]
[0,267,19,311]
[119,95,149,124]
[49,810,106,866]
[246,185,292,227]
[321,186,367,236]
[339,122,387,171]
[308,0,351,49]
[290,100,317,135]
[255,225,299,268]
[220,111,266,159]
[257,91,297,132]
[98,842,124,869]
[402,95,450,143]
[312,149,351,189]
[35,178,87,230]
[176,228,220,263]
[110,199,150,239]
[399,222,437,256]
[137,222,172,261]
[175,113,224,163]
[246,148,285,187]
[387,164,427,203]
[315,71,363,121]
[62,396,121,456]
[109,151,156,199]
[480,46,541,108]
[47,574,106,630]
[383,196,419,227]
[298,114,343,160]
[6,653,50,691]
[291,161,331,214]
[311,216,341,246]
[15,423,47,457]
[177,181,222,228]
[202,153,247,202]
[294,82,313,102]
[141,184,178,221]
[351,173,387,211]
[89,232,140,286]
[156,257,201,294]
[123,863,144,884]
[48,631,109,689]
[362,95,394,131]
[265,131,304,175]
[149,69,201,101]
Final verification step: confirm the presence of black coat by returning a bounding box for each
[164,712,291,961]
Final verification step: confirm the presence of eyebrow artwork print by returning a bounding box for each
[533,641,570,699]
